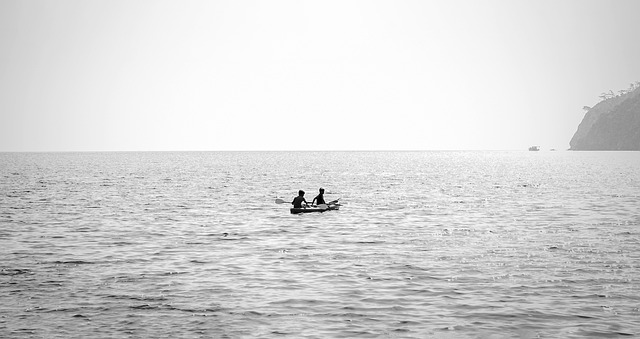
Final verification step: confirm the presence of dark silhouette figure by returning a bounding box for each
[291,190,308,208]
[312,188,326,206]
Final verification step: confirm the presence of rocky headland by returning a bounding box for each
[570,84,640,150]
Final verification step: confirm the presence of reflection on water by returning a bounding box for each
[1,151,639,338]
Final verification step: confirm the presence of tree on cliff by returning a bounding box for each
[596,82,639,103]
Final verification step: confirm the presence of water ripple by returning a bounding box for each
[1,151,639,338]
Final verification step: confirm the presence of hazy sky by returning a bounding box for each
[2,0,640,151]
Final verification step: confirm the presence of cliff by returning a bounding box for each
[569,87,640,150]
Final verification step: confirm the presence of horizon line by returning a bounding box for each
[0,148,571,153]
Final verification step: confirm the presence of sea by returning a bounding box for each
[1,151,639,339]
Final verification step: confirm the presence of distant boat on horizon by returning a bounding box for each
[529,146,540,151]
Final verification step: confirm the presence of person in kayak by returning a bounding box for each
[312,187,326,206]
[291,190,308,208]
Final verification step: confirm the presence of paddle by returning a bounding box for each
[275,198,310,208]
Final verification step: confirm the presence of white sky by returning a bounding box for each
[1,0,640,151]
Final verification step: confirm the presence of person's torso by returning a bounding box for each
[293,196,305,207]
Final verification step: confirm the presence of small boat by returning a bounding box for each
[290,204,340,214]
[528,146,540,151]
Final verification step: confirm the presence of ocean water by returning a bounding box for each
[1,151,639,338]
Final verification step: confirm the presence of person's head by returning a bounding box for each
[298,190,305,196]
[319,188,324,193]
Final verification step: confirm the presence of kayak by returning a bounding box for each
[290,205,340,214]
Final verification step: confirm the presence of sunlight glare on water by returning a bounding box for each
[1,151,639,338]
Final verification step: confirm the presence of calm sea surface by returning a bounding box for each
[1,151,639,338]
